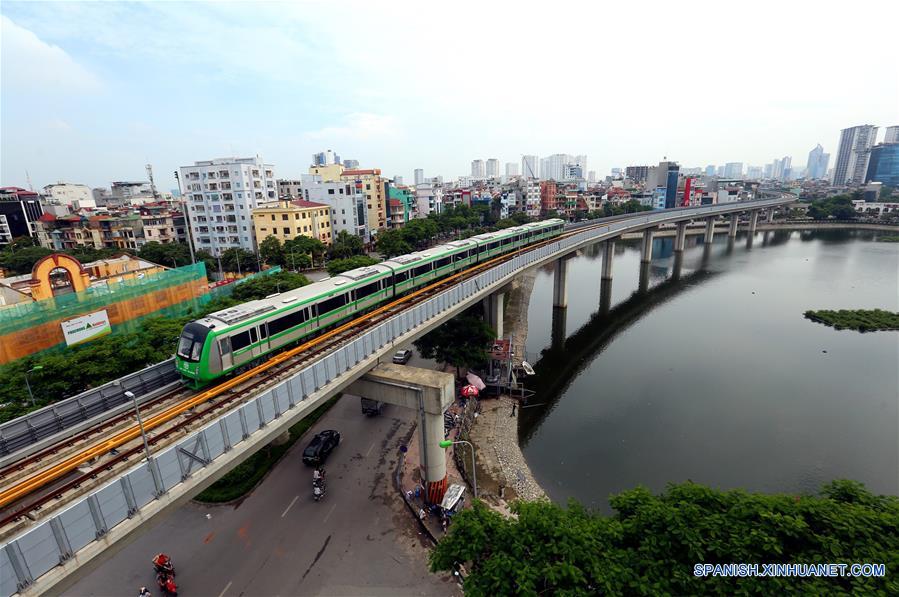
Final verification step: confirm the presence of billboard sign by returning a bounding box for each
[61,310,111,347]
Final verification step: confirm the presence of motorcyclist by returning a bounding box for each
[152,553,174,574]
[139,587,152,597]
[313,467,325,485]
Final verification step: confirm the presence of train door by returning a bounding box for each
[219,336,233,371]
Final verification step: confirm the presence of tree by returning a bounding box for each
[831,204,857,220]
[230,270,310,301]
[376,229,412,257]
[0,245,54,274]
[195,249,218,277]
[413,308,495,377]
[401,218,439,249]
[219,247,259,274]
[431,481,899,596]
[138,242,192,268]
[807,203,829,220]
[326,255,380,276]
[258,236,285,267]
[330,230,364,259]
[284,236,326,268]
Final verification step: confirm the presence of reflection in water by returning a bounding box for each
[519,230,898,512]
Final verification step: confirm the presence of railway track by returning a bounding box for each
[0,222,608,529]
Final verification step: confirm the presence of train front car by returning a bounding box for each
[175,320,215,388]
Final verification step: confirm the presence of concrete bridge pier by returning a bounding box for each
[482,291,505,338]
[728,213,739,238]
[599,277,612,316]
[640,228,655,263]
[748,210,760,236]
[638,261,651,293]
[766,209,775,223]
[602,240,615,280]
[347,364,455,505]
[704,217,716,245]
[672,251,684,281]
[552,257,569,308]
[674,222,687,252]
[551,306,567,350]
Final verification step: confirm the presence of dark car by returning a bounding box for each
[302,430,341,465]
[392,349,412,364]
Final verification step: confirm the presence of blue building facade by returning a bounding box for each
[865,144,899,187]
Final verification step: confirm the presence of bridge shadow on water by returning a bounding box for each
[518,250,721,445]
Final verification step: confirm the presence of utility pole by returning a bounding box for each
[173,170,197,265]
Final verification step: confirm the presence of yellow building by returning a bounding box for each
[252,199,332,246]
[309,163,346,181]
[340,168,386,232]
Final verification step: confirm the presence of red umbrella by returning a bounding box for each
[460,384,479,398]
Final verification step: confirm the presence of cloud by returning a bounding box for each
[303,113,399,142]
[0,15,101,92]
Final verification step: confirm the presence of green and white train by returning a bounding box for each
[175,219,564,387]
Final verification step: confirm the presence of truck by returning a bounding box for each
[360,397,386,416]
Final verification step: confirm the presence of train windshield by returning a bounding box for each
[177,323,209,362]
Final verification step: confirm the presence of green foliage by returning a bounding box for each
[330,230,365,259]
[230,271,310,302]
[284,236,327,268]
[137,241,193,267]
[413,308,495,376]
[219,247,259,273]
[401,218,440,249]
[195,249,217,277]
[431,481,899,596]
[804,309,899,332]
[375,229,412,257]
[326,255,380,276]
[809,195,858,221]
[196,394,340,502]
[258,236,285,267]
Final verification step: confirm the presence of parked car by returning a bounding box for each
[302,430,341,465]
[361,397,386,416]
[392,349,413,364]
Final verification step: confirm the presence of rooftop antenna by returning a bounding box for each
[145,163,160,200]
[25,170,34,191]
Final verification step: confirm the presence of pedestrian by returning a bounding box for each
[510,402,517,417]
[419,507,427,520]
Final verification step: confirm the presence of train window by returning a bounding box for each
[319,293,348,314]
[435,257,451,269]
[394,270,410,283]
[356,282,380,299]
[502,237,512,245]
[453,251,467,262]
[487,242,499,251]
[249,327,258,344]
[259,325,267,340]
[177,323,209,362]
[479,244,488,252]
[219,336,231,356]
[412,263,431,277]
[231,331,251,351]
[268,308,308,335]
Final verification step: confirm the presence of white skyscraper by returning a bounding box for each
[180,157,276,256]
[505,162,519,176]
[724,162,743,178]
[471,159,486,179]
[884,126,899,144]
[485,159,500,178]
[833,125,878,185]
[539,154,586,181]
[805,144,830,180]
[414,168,424,185]
[521,155,539,179]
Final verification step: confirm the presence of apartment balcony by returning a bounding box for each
[207,172,217,179]
[221,183,232,190]
[219,171,230,179]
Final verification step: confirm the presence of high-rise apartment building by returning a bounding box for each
[414,168,424,185]
[644,161,680,208]
[312,150,341,166]
[540,154,587,181]
[884,126,899,144]
[805,144,830,180]
[471,160,486,179]
[625,165,649,183]
[341,169,386,233]
[865,143,899,187]
[179,157,276,256]
[343,159,359,169]
[302,176,368,242]
[833,125,878,185]
[724,162,743,179]
[771,156,792,181]
[0,187,43,243]
[42,182,95,210]
[486,159,500,178]
[705,165,716,177]
[521,155,539,178]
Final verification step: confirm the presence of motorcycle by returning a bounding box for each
[152,553,175,576]
[313,478,326,502]
[156,571,178,596]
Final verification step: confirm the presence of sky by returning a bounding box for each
[2,0,898,191]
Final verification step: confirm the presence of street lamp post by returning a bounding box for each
[125,391,153,462]
[24,365,43,407]
[439,439,477,498]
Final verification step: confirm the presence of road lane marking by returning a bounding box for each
[217,580,232,597]
[365,442,376,457]
[281,495,299,518]
[323,502,337,522]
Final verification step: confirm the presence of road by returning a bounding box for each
[65,386,457,596]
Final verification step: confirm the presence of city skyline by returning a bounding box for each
[2,1,898,190]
